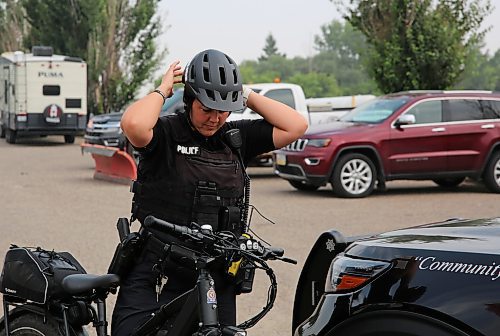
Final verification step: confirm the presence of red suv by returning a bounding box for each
[274,91,500,197]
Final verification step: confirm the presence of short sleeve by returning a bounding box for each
[225,119,275,165]
[132,119,165,157]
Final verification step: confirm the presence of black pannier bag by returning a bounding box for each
[0,246,86,304]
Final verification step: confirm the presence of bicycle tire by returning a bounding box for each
[1,313,62,336]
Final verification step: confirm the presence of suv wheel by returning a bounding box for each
[432,177,465,188]
[331,153,376,198]
[484,151,500,193]
[288,180,320,191]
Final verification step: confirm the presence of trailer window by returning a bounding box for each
[66,98,81,108]
[43,85,60,96]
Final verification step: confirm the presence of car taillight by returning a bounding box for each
[325,255,390,293]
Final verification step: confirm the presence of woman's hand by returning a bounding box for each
[121,60,184,148]
[157,61,184,97]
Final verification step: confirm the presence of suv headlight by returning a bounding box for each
[306,138,331,148]
[325,255,390,293]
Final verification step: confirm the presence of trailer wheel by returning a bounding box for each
[5,128,16,144]
[64,135,75,144]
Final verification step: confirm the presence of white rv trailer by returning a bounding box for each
[0,46,87,144]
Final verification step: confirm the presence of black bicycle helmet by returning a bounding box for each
[183,49,244,112]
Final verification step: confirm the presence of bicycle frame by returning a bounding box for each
[132,253,246,336]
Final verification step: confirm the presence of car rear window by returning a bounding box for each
[340,97,409,123]
[480,100,500,120]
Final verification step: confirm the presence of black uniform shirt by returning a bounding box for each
[135,114,275,180]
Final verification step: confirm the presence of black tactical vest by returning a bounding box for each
[131,115,245,233]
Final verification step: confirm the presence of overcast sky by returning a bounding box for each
[158,0,500,68]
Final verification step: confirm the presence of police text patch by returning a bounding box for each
[177,145,200,155]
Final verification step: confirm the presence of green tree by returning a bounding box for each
[313,19,377,95]
[0,0,25,52]
[21,0,165,114]
[259,33,285,61]
[456,47,500,91]
[337,0,491,93]
[288,72,341,98]
[22,0,93,58]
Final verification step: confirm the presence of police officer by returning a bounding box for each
[111,49,307,335]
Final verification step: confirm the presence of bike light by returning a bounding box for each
[325,255,390,292]
[306,138,331,147]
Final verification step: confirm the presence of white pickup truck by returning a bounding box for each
[227,83,375,166]
[228,82,374,125]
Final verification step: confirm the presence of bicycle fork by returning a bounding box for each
[196,264,219,334]
[196,266,246,336]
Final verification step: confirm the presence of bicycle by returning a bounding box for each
[0,215,295,336]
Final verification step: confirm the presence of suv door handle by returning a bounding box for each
[432,127,446,132]
[481,124,495,129]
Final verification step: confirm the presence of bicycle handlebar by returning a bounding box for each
[138,215,297,333]
[144,215,297,264]
[144,215,195,236]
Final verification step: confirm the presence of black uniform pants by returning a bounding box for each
[111,249,236,336]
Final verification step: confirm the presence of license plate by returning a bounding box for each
[275,153,286,166]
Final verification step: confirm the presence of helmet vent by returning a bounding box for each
[206,89,215,101]
[233,69,238,84]
[203,53,209,62]
[190,64,196,80]
[219,67,226,85]
[203,67,210,83]
[232,91,239,102]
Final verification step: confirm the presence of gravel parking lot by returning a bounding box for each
[1,136,499,335]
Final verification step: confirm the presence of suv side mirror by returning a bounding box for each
[395,114,416,128]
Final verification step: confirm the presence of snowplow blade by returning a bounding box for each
[81,143,137,185]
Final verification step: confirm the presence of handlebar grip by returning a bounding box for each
[281,257,298,265]
[144,215,193,236]
[269,247,284,258]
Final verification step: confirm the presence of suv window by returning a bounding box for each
[340,97,409,124]
[405,100,443,124]
[480,100,500,120]
[445,99,483,122]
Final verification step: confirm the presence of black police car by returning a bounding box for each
[293,216,500,336]
[84,89,184,149]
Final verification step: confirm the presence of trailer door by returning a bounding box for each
[2,66,11,128]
